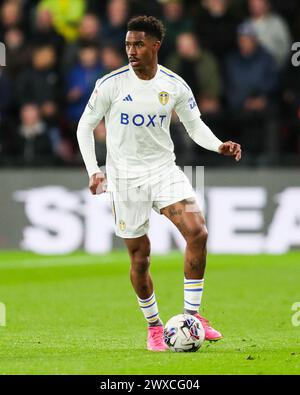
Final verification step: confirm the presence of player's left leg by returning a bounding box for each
[161,198,222,341]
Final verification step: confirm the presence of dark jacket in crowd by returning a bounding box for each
[0,69,12,117]
[16,67,60,106]
[225,46,278,111]
[16,121,54,165]
[166,50,222,100]
[66,63,104,122]
[195,9,239,61]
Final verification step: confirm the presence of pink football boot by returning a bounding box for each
[147,326,168,351]
[194,313,223,341]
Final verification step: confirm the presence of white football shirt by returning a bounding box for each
[78,64,201,191]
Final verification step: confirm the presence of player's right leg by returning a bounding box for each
[124,236,167,352]
[110,186,167,351]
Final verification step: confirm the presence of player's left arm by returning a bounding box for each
[182,117,242,162]
[174,83,241,162]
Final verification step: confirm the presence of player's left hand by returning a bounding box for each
[218,141,242,161]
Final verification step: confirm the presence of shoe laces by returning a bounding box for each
[150,327,163,343]
[197,315,212,328]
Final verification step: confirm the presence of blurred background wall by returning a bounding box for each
[0,169,299,254]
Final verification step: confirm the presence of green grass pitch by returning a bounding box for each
[0,251,299,375]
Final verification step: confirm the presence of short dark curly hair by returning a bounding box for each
[127,15,166,42]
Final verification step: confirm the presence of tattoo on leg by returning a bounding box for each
[188,258,201,272]
[185,258,206,278]
[168,208,183,216]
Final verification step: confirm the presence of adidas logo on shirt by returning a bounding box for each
[123,94,133,101]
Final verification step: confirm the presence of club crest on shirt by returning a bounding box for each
[158,91,169,105]
[119,220,126,231]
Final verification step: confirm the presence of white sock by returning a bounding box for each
[184,278,204,313]
[137,292,161,326]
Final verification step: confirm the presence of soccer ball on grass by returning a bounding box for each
[163,314,205,352]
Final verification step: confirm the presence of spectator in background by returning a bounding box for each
[86,0,109,17]
[30,8,65,58]
[62,13,101,73]
[166,32,224,164]
[194,0,239,64]
[225,22,278,162]
[0,0,24,39]
[271,0,300,40]
[281,62,300,158]
[101,44,125,72]
[0,66,12,119]
[65,43,104,136]
[3,27,31,79]
[16,103,55,165]
[247,0,291,69]
[0,66,16,164]
[16,45,60,122]
[0,0,298,167]
[160,0,192,61]
[38,0,85,42]
[101,0,128,50]
[166,32,222,113]
[0,66,12,159]
[77,13,102,43]
[129,0,162,17]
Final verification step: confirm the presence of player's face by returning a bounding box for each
[125,31,160,71]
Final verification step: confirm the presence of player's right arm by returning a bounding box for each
[76,78,111,194]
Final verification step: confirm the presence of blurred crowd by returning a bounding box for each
[0,0,300,168]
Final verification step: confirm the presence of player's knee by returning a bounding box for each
[129,238,151,274]
[186,224,208,248]
[130,255,150,275]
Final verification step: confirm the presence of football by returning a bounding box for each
[163,314,205,352]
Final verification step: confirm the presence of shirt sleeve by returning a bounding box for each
[174,83,201,123]
[79,78,111,128]
[182,117,223,153]
[76,78,111,177]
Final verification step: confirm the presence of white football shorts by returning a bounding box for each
[110,166,196,238]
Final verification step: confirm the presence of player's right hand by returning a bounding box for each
[89,172,107,195]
